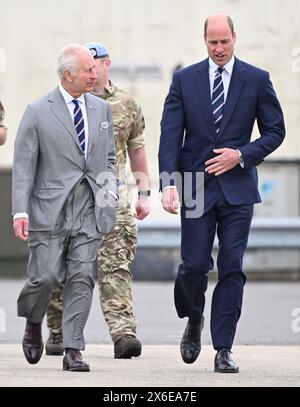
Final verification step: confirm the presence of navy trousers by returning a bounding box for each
[175,184,253,350]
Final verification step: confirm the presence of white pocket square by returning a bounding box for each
[100,121,111,130]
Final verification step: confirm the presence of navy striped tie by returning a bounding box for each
[72,99,85,153]
[212,66,225,134]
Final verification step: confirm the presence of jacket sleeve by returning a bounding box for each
[12,105,39,216]
[104,104,118,198]
[239,72,285,169]
[159,72,185,190]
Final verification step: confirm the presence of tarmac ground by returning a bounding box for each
[0,280,300,387]
[0,344,300,387]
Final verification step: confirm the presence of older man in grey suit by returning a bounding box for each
[12,44,117,372]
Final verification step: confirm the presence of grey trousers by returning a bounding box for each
[17,180,101,350]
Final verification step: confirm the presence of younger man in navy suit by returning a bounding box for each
[159,14,285,372]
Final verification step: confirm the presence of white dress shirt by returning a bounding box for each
[59,83,89,160]
[209,55,243,167]
[209,56,235,102]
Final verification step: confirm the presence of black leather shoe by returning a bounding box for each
[63,349,90,372]
[214,349,239,373]
[180,317,204,364]
[45,332,64,356]
[114,335,142,359]
[22,320,44,364]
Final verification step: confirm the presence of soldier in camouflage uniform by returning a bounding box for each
[46,43,150,359]
[0,101,8,145]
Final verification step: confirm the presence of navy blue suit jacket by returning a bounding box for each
[159,57,285,207]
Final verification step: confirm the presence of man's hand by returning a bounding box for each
[13,218,29,241]
[205,148,240,176]
[161,188,180,214]
[0,127,7,146]
[134,196,151,220]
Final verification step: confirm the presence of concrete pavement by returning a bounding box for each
[1,280,300,387]
[0,344,300,387]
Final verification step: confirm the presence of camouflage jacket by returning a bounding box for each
[93,82,146,221]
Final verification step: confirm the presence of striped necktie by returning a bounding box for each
[212,66,225,134]
[72,99,85,153]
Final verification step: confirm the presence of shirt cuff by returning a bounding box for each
[13,213,28,221]
[162,186,177,190]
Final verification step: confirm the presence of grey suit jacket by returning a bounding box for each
[12,86,117,234]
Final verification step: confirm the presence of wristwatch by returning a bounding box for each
[138,190,151,197]
[236,149,244,165]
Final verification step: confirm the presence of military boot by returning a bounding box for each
[45,332,64,356]
[114,335,142,359]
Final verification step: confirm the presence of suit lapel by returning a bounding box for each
[48,87,82,152]
[85,93,99,156]
[195,60,216,138]
[216,58,246,139]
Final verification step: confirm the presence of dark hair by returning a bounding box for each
[204,16,234,37]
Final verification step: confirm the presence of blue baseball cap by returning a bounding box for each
[85,42,109,59]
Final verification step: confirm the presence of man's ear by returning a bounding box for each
[64,68,74,82]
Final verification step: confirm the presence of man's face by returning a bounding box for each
[94,57,110,86]
[204,19,236,66]
[68,51,97,95]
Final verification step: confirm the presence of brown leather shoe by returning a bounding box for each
[114,335,142,359]
[63,349,90,372]
[45,332,64,356]
[22,320,44,364]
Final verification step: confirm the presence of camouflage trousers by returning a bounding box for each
[46,214,138,344]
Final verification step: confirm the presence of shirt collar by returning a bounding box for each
[59,83,86,106]
[209,56,235,76]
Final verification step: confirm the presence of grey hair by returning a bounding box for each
[56,44,89,81]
